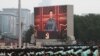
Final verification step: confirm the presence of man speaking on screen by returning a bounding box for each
[45,10,57,31]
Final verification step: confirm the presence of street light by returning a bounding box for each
[18,0,22,48]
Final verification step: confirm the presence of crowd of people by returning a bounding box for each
[0,46,99,56]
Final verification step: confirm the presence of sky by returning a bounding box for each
[0,0,100,15]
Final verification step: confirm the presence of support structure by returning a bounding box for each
[18,0,22,48]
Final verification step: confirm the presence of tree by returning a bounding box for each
[0,30,1,35]
[24,25,34,43]
[74,14,100,41]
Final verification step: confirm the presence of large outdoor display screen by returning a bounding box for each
[34,5,67,39]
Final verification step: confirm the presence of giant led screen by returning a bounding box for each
[34,5,67,39]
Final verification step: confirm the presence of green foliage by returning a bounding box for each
[24,25,34,43]
[74,14,100,40]
[0,31,1,35]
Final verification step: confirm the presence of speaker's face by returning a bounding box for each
[49,11,54,18]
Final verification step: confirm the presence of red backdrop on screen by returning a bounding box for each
[34,5,67,39]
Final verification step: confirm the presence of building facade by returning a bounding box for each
[0,12,17,36]
[3,8,31,30]
[0,8,33,37]
[2,8,32,36]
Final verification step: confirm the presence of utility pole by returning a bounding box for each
[18,0,22,48]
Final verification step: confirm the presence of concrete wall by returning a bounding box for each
[67,5,76,44]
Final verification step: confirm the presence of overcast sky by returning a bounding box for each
[0,0,100,15]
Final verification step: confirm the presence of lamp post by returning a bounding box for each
[18,0,22,48]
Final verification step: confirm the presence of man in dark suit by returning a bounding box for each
[45,10,57,31]
[44,10,58,39]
